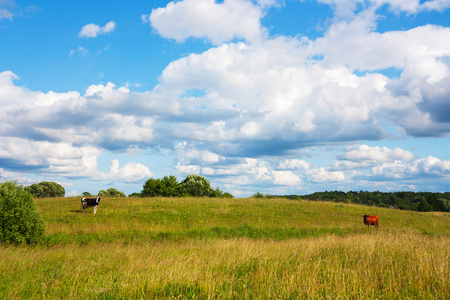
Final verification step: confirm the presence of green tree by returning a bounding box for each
[82,192,91,196]
[107,187,126,197]
[0,181,45,244]
[24,181,65,198]
[98,190,109,197]
[141,178,160,197]
[98,188,126,197]
[180,174,214,197]
[253,192,265,198]
[211,187,234,198]
[142,176,181,197]
[160,176,181,197]
[417,197,432,212]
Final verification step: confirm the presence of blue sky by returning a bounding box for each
[1,0,449,197]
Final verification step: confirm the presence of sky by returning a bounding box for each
[0,0,449,197]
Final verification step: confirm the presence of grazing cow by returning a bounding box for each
[81,197,101,214]
[363,214,379,227]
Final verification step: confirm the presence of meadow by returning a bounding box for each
[1,196,449,299]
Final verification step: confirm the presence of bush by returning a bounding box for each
[0,181,46,244]
[24,181,65,198]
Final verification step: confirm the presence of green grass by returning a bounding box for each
[1,196,449,299]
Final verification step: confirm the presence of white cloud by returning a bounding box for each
[419,0,450,12]
[141,13,149,23]
[79,21,116,38]
[0,8,12,20]
[317,0,450,19]
[278,159,310,170]
[255,0,284,9]
[107,159,153,182]
[0,137,152,183]
[69,46,89,57]
[99,114,155,143]
[372,156,450,179]
[0,0,14,20]
[0,137,101,176]
[0,168,35,185]
[149,0,265,45]
[293,111,316,132]
[340,144,414,163]
[272,170,301,186]
[308,167,347,183]
[2,1,450,194]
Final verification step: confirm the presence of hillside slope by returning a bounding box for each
[35,196,450,244]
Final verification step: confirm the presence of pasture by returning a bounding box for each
[1,197,449,299]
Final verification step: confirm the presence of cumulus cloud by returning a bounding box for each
[278,159,310,170]
[148,0,265,45]
[0,137,101,176]
[79,21,116,38]
[2,0,450,194]
[0,73,155,183]
[372,156,450,179]
[339,144,414,163]
[0,137,153,183]
[317,0,450,19]
[308,167,347,183]
[272,170,301,186]
[106,159,153,182]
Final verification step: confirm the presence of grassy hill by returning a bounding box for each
[1,197,449,299]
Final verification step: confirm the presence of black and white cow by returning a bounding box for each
[81,197,101,214]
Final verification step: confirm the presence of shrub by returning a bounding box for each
[0,181,45,244]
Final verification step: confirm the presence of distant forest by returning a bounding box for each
[277,191,450,212]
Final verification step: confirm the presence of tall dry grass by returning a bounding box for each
[1,232,448,299]
[1,196,449,298]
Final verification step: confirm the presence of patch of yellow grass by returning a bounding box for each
[1,231,448,299]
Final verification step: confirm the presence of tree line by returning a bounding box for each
[23,175,233,199]
[274,191,450,212]
[137,174,233,198]
[20,180,449,212]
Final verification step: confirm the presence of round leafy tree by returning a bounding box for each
[180,174,214,197]
[24,181,65,198]
[0,181,46,244]
[98,188,126,197]
[142,175,181,197]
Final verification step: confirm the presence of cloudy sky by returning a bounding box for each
[1,0,449,197]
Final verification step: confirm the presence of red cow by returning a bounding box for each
[363,214,379,227]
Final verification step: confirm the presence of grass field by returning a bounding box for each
[1,197,449,299]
